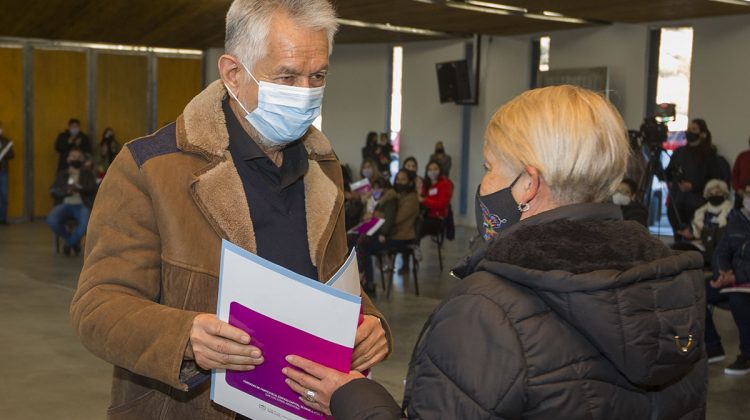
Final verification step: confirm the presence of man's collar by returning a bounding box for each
[223,98,269,161]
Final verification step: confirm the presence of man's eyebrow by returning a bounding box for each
[274,66,301,75]
[272,65,329,76]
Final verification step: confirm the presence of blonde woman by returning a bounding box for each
[282,86,707,419]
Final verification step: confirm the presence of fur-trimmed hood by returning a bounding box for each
[458,203,705,389]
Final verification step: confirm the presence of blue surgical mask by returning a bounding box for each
[225,63,324,145]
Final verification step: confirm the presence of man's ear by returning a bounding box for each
[218,54,242,92]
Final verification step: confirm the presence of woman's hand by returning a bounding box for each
[710,270,736,289]
[282,355,365,415]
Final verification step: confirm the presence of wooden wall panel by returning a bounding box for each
[96,53,148,147]
[156,57,203,127]
[0,47,25,219]
[33,49,87,217]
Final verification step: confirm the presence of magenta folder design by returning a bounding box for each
[226,301,353,419]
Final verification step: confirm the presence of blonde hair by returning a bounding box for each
[485,85,629,204]
[225,0,338,71]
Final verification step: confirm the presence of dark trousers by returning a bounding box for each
[667,192,703,241]
[705,282,750,357]
[360,237,411,285]
[47,203,90,247]
[0,171,8,222]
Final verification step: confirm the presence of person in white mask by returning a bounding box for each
[612,178,648,227]
[70,1,390,419]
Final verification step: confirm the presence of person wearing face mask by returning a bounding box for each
[612,178,648,227]
[357,172,419,295]
[665,118,726,242]
[47,148,97,256]
[97,127,120,176]
[70,2,391,419]
[54,118,92,172]
[679,179,733,253]
[280,85,706,419]
[419,160,453,239]
[429,141,452,179]
[0,121,15,225]
[704,178,750,375]
[402,156,423,197]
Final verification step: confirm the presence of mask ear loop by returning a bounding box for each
[223,59,261,116]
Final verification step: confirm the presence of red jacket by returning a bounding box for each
[733,150,750,192]
[422,176,453,218]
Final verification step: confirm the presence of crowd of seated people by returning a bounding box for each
[47,118,121,256]
[345,134,456,294]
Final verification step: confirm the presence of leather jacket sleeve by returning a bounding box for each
[70,148,201,391]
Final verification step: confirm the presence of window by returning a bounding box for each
[388,45,403,176]
[655,27,694,132]
[539,36,550,72]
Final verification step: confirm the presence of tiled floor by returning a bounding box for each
[0,222,748,419]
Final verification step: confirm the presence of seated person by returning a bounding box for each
[359,172,419,295]
[675,179,733,263]
[705,178,750,375]
[419,160,453,238]
[47,148,97,256]
[613,178,648,227]
[342,164,364,231]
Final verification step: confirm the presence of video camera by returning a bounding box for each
[638,103,676,150]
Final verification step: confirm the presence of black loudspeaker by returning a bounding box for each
[436,60,472,104]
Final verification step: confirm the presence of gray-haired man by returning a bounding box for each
[71,1,391,418]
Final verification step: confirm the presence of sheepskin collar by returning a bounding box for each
[181,80,343,276]
[177,80,334,160]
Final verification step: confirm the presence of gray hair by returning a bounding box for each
[225,0,339,71]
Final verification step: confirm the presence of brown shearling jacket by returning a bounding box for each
[70,81,390,419]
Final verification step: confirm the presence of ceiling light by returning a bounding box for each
[337,18,453,37]
[464,0,527,13]
[709,0,750,5]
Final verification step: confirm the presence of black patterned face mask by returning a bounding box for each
[474,173,523,241]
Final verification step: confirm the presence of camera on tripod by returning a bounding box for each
[639,103,676,151]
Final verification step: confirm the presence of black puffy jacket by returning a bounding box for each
[331,203,707,419]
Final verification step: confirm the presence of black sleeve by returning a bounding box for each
[330,378,402,420]
[78,170,99,196]
[49,171,68,199]
[378,198,398,237]
[54,133,67,153]
[81,134,93,154]
[405,290,526,419]
[3,140,14,160]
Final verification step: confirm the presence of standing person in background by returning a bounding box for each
[625,130,647,201]
[420,160,453,239]
[376,132,392,178]
[97,128,120,177]
[55,118,92,172]
[402,156,423,198]
[361,131,379,163]
[666,118,723,242]
[0,122,14,225]
[47,148,97,256]
[733,136,750,210]
[429,141,452,179]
